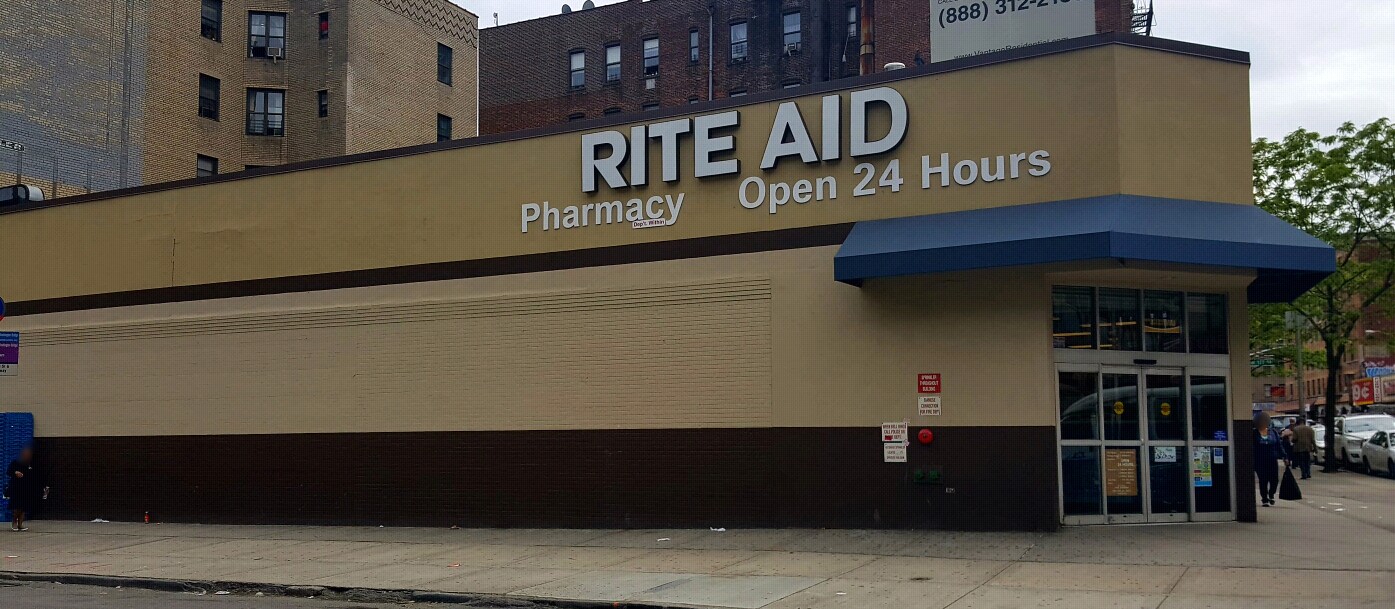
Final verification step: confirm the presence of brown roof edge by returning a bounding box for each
[0,33,1247,218]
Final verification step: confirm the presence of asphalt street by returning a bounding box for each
[0,581,485,609]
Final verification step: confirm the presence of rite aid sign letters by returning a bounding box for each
[520,86,1054,233]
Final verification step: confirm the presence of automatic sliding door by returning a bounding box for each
[1102,369,1144,523]
[1145,371,1188,521]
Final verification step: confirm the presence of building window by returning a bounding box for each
[317,90,328,118]
[603,107,622,115]
[642,102,659,111]
[642,37,659,76]
[689,29,699,63]
[782,12,801,51]
[438,43,453,85]
[729,88,747,97]
[245,88,285,136]
[196,155,218,177]
[568,112,585,122]
[318,12,329,39]
[437,114,452,142]
[847,5,858,38]
[730,22,748,62]
[201,0,222,41]
[1051,286,1228,354]
[605,44,620,82]
[248,12,286,58]
[198,74,220,120]
[1187,293,1229,354]
[569,50,585,88]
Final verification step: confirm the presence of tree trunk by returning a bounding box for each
[1323,341,1342,472]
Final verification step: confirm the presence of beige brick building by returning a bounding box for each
[0,0,478,198]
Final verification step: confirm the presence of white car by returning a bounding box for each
[1314,423,1327,465]
[1334,415,1395,470]
[1363,430,1395,477]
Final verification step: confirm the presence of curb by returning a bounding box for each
[0,571,693,609]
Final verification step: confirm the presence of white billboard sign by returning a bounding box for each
[931,0,1097,63]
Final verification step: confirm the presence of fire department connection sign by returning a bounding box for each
[930,0,1097,63]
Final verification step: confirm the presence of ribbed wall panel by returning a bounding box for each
[12,278,772,436]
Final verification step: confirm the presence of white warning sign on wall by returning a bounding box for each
[881,421,909,443]
[883,443,908,463]
[918,396,941,416]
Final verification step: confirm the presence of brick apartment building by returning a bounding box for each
[0,0,478,198]
[480,0,1140,134]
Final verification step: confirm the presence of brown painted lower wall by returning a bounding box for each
[31,427,1060,531]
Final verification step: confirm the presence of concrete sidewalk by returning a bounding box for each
[2,472,1392,608]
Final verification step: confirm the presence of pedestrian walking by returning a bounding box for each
[4,447,47,532]
[1289,419,1317,479]
[1253,412,1285,507]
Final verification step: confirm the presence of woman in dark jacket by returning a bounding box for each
[1253,412,1286,507]
[5,446,44,531]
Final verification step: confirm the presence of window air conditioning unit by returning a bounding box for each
[267,46,284,59]
[783,43,801,56]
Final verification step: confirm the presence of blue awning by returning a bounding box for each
[833,195,1335,303]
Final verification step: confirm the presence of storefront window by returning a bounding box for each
[1061,446,1102,516]
[1144,291,1185,353]
[1187,293,1228,354]
[1053,287,1227,355]
[1058,371,1099,440]
[1052,287,1096,349]
[1190,376,1228,442]
[1147,373,1185,441]
[1099,289,1142,351]
[1194,446,1232,513]
[1103,373,1140,441]
[1149,447,1190,515]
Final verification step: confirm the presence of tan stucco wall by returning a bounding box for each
[0,44,1252,303]
[3,248,1251,438]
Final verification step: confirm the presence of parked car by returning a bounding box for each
[1313,423,1327,465]
[1363,431,1395,477]
[1334,414,1395,470]
[1271,414,1301,432]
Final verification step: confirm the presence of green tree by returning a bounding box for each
[1251,118,1395,471]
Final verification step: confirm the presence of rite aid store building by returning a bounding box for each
[0,35,1334,530]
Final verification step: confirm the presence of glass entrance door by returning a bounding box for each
[1058,365,1234,525]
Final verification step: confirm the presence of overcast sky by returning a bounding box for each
[457,0,1394,141]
